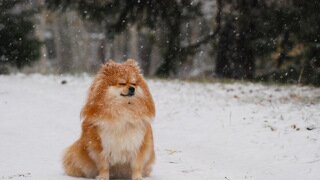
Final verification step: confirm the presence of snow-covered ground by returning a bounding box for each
[1,74,320,180]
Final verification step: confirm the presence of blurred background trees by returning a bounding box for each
[215,0,320,85]
[46,0,205,77]
[0,0,319,85]
[0,0,41,73]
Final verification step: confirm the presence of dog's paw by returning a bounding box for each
[132,178,143,180]
[96,175,109,180]
[132,176,143,180]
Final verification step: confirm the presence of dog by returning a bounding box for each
[63,59,156,180]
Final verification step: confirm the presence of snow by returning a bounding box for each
[0,74,320,180]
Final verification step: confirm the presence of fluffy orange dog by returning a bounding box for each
[63,59,156,180]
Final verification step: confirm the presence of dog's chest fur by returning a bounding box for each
[97,116,146,165]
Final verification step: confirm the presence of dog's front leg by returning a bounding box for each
[131,152,144,180]
[131,162,143,180]
[96,153,109,180]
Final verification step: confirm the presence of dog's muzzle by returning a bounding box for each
[121,86,135,97]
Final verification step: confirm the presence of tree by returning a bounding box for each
[214,0,320,85]
[46,0,215,77]
[0,0,41,72]
[254,0,320,85]
[279,0,320,85]
[215,0,276,80]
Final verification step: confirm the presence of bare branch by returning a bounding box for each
[181,0,222,53]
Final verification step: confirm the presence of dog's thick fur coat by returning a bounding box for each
[63,59,156,180]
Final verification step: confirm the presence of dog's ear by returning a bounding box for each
[125,59,138,66]
[102,59,117,69]
[105,59,116,65]
[125,59,141,71]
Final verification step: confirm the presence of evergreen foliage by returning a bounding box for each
[216,0,320,85]
[0,0,41,71]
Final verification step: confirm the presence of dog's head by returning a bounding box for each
[103,59,142,99]
[82,59,155,121]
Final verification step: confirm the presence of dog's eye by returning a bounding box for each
[118,83,126,86]
[130,83,136,86]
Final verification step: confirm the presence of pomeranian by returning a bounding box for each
[63,59,156,180]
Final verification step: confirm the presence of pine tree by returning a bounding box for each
[0,0,41,72]
[215,0,276,80]
[215,0,320,86]
[280,0,320,85]
[255,0,320,85]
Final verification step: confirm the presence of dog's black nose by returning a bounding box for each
[128,86,135,96]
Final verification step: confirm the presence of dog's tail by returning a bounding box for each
[62,140,97,178]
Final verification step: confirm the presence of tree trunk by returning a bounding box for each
[57,14,73,73]
[156,11,181,77]
[277,29,289,68]
[138,29,153,75]
[216,17,234,78]
[216,0,256,80]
